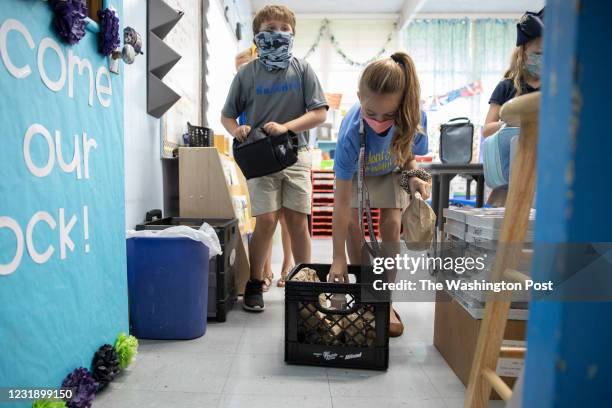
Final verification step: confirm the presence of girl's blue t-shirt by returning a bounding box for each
[333,104,428,181]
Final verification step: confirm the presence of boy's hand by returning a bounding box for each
[263,122,288,136]
[233,125,251,142]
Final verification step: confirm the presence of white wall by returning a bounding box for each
[123,0,164,228]
[223,0,254,50]
[293,17,399,111]
[207,0,240,137]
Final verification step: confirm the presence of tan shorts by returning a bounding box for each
[247,150,312,216]
[350,170,409,209]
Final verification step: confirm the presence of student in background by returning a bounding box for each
[328,52,430,337]
[483,9,544,138]
[234,46,295,291]
[482,9,543,206]
[222,5,328,311]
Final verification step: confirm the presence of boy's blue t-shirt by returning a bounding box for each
[333,104,428,181]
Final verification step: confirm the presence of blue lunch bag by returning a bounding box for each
[482,125,520,189]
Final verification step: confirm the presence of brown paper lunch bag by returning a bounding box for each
[402,193,437,251]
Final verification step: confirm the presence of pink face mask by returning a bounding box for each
[362,112,394,134]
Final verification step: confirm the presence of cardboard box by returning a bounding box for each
[213,134,227,155]
[433,290,526,400]
[179,147,251,294]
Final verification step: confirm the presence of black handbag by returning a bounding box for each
[439,117,474,164]
[233,128,299,179]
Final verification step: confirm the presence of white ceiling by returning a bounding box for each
[419,0,545,14]
[249,0,545,15]
[249,0,405,14]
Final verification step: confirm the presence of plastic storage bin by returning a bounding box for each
[127,237,209,340]
[136,211,239,322]
[285,264,390,370]
[187,122,213,147]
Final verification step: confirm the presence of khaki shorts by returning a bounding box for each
[350,170,409,209]
[247,150,312,216]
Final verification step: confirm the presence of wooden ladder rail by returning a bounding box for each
[464,92,541,408]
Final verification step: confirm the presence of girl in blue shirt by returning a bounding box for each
[329,52,430,337]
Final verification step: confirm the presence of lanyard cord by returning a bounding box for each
[358,119,381,258]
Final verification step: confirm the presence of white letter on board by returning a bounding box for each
[0,216,24,275]
[23,123,55,178]
[68,50,94,106]
[96,66,112,108]
[59,208,76,260]
[26,211,56,264]
[0,19,35,79]
[37,37,66,92]
[55,130,82,179]
[82,132,97,179]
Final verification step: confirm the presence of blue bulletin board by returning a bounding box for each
[0,0,127,403]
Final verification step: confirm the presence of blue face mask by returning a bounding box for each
[254,30,294,71]
[525,52,542,78]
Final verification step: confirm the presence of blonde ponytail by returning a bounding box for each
[359,52,421,165]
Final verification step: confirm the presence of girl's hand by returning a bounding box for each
[408,176,431,200]
[328,257,349,283]
[233,125,251,142]
[263,122,288,136]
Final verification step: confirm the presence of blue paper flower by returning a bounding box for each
[97,8,121,56]
[49,0,89,45]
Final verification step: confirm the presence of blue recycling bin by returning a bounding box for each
[127,237,209,340]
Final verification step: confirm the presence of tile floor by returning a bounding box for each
[94,239,505,408]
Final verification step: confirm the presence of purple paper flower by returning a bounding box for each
[61,367,97,408]
[97,8,121,56]
[49,0,89,45]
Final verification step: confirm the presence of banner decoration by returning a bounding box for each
[423,81,483,111]
[303,19,396,67]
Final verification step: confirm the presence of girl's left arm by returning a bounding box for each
[403,158,418,171]
[403,158,431,199]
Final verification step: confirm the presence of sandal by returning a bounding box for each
[277,263,294,288]
[389,308,404,337]
[262,271,273,292]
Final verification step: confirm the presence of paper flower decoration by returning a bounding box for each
[97,8,120,56]
[32,400,66,408]
[114,332,138,369]
[49,0,89,45]
[91,344,120,392]
[61,367,97,408]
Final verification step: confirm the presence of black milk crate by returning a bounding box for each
[285,263,390,371]
[136,211,239,322]
[188,122,213,147]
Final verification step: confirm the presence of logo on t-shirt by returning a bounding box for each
[367,150,395,174]
[255,79,301,96]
